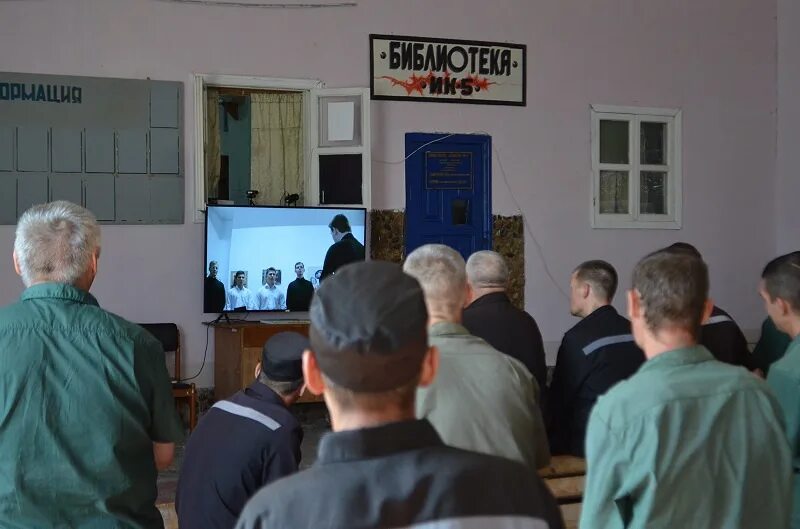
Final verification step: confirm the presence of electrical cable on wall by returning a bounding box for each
[373,132,570,301]
[154,0,356,7]
[180,324,210,382]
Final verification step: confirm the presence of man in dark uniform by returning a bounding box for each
[286,262,314,311]
[321,214,365,280]
[664,243,752,367]
[548,260,645,456]
[177,332,307,529]
[236,261,565,529]
[205,260,226,312]
[752,317,792,376]
[463,250,548,398]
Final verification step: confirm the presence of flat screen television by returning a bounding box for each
[204,205,367,314]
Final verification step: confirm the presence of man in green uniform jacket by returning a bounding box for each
[763,251,800,529]
[581,249,791,529]
[0,202,184,529]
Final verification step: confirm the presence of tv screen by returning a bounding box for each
[204,205,367,314]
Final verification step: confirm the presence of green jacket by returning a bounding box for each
[768,335,800,529]
[0,283,184,528]
[416,322,550,469]
[582,345,791,529]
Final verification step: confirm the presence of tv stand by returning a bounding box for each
[211,320,322,403]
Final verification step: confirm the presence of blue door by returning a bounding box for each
[405,133,492,261]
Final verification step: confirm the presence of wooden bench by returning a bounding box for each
[539,455,586,529]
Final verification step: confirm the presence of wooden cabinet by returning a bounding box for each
[212,321,322,403]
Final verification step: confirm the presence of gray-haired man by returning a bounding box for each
[0,201,183,528]
[463,250,548,397]
[405,244,550,469]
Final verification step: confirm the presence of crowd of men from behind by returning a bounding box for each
[2,200,800,529]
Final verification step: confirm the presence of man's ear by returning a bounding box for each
[701,298,714,324]
[776,297,792,319]
[463,282,474,308]
[12,250,21,277]
[627,289,640,321]
[254,362,262,380]
[582,282,591,300]
[302,349,325,396]
[418,346,439,388]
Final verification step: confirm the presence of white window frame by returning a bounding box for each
[191,75,373,223]
[590,104,682,229]
[308,87,371,209]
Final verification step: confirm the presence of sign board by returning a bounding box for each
[425,151,473,190]
[370,34,526,106]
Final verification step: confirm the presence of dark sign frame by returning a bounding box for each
[370,34,527,107]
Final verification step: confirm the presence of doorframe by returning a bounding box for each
[191,74,323,223]
[403,132,493,257]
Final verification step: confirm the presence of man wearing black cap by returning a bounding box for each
[236,261,564,529]
[176,332,307,529]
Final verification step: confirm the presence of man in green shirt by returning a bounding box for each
[763,251,800,529]
[404,244,550,470]
[581,249,791,529]
[0,201,184,528]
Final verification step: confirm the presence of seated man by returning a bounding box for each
[665,242,752,367]
[177,332,306,529]
[548,260,644,456]
[0,201,183,528]
[286,262,314,311]
[462,250,548,396]
[404,244,550,469]
[236,261,564,529]
[256,267,286,311]
[226,270,255,311]
[762,251,800,528]
[581,250,791,529]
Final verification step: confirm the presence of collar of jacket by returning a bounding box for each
[21,282,99,307]
[317,419,443,464]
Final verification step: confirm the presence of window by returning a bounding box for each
[591,105,682,229]
[192,75,371,223]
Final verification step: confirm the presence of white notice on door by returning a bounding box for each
[327,102,355,142]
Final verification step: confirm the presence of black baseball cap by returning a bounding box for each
[309,260,429,392]
[261,331,309,382]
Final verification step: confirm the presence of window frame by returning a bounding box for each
[194,74,374,223]
[590,104,682,229]
[308,87,372,209]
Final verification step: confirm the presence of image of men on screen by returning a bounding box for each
[226,271,255,311]
[321,214,366,280]
[286,262,314,311]
[205,261,226,313]
[256,267,286,311]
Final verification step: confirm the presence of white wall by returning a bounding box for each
[777,0,800,253]
[0,0,779,385]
